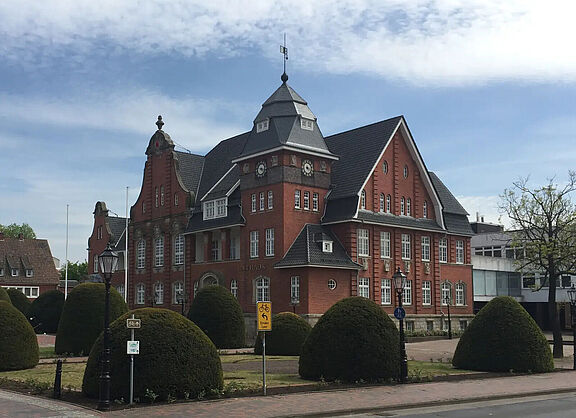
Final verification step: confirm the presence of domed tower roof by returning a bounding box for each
[234,76,337,162]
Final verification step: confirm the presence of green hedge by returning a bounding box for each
[299,297,400,382]
[452,296,554,372]
[28,290,65,334]
[188,285,245,348]
[82,308,223,401]
[0,300,39,371]
[55,283,127,355]
[7,288,31,318]
[255,312,312,355]
[0,287,10,303]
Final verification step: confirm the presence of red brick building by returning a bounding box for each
[0,232,60,299]
[88,74,474,339]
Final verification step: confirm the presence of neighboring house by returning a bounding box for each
[89,74,475,339]
[0,232,60,298]
[86,202,128,298]
[471,218,575,329]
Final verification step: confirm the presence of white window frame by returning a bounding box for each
[174,193,179,206]
[174,234,184,265]
[204,198,227,220]
[403,165,409,178]
[456,240,464,264]
[251,193,256,212]
[300,118,314,131]
[154,282,164,304]
[250,230,259,258]
[383,160,388,174]
[154,236,164,267]
[136,283,145,305]
[230,279,238,298]
[381,278,391,305]
[160,185,165,206]
[456,282,465,306]
[407,198,411,216]
[361,190,366,209]
[323,241,333,253]
[401,234,411,260]
[421,236,430,261]
[295,190,301,209]
[379,194,384,212]
[423,201,428,218]
[422,280,431,305]
[93,255,98,273]
[358,229,369,257]
[268,191,273,209]
[291,276,300,302]
[403,280,412,305]
[211,235,221,261]
[358,277,370,298]
[386,194,391,213]
[265,228,275,257]
[137,239,146,269]
[259,192,265,211]
[441,282,452,305]
[439,238,448,263]
[173,281,184,304]
[26,268,33,278]
[400,197,405,215]
[256,119,269,133]
[11,268,18,277]
[328,279,337,290]
[312,193,319,211]
[303,191,310,210]
[380,231,391,258]
[256,277,270,302]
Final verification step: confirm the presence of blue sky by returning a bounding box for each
[1,1,575,265]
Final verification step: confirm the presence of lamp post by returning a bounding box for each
[392,267,408,383]
[444,292,453,340]
[567,284,576,370]
[290,296,299,314]
[97,244,118,411]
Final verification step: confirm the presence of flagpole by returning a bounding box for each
[65,204,69,299]
[124,187,129,303]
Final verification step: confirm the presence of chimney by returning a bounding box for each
[481,216,485,223]
[18,233,24,240]
[476,212,479,222]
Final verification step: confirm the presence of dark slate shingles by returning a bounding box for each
[444,213,474,236]
[175,152,205,197]
[357,211,445,232]
[428,172,468,215]
[203,165,240,201]
[186,206,245,234]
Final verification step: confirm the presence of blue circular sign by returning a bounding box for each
[394,307,406,320]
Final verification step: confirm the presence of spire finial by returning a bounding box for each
[280,33,288,83]
[156,115,164,130]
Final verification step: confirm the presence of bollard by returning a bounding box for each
[53,359,63,399]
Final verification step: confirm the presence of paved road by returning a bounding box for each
[0,390,97,417]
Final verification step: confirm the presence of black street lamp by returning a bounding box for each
[97,244,118,411]
[392,267,408,383]
[567,284,576,370]
[444,289,453,340]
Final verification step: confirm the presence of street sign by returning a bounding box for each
[126,318,141,329]
[257,301,272,331]
[127,340,140,355]
[394,307,406,320]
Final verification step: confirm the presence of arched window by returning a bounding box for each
[441,281,452,306]
[400,197,405,215]
[173,281,183,304]
[379,193,385,212]
[136,283,145,305]
[423,201,428,218]
[386,194,391,213]
[155,187,159,207]
[407,198,411,216]
[174,234,184,265]
[230,279,238,298]
[154,282,164,304]
[383,160,388,174]
[136,239,146,269]
[360,190,366,209]
[154,236,164,267]
[455,282,465,306]
[403,165,409,178]
[255,277,270,302]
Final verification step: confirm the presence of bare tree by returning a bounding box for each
[500,171,576,358]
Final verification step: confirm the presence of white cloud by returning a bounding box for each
[0,1,574,85]
[457,195,512,228]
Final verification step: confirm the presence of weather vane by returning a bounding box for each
[280,33,288,83]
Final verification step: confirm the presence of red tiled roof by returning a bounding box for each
[0,238,60,285]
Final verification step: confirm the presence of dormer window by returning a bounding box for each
[26,269,33,278]
[203,198,228,220]
[301,118,314,131]
[256,119,269,133]
[322,241,333,253]
[11,268,18,277]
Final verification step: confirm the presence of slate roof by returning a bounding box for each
[0,238,60,285]
[107,217,127,251]
[203,165,240,201]
[175,151,205,197]
[357,211,446,232]
[275,224,361,269]
[186,203,245,234]
[428,172,468,215]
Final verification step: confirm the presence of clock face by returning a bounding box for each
[302,159,314,176]
[255,161,267,177]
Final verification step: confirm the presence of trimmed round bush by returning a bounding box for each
[187,285,245,348]
[82,308,223,401]
[0,286,10,303]
[453,296,553,373]
[0,300,39,371]
[299,297,400,382]
[254,312,312,355]
[55,283,128,355]
[7,288,32,317]
[28,290,65,333]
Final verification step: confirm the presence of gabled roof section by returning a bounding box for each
[175,151,205,196]
[275,224,361,269]
[202,165,240,201]
[0,238,60,285]
[428,172,469,215]
[185,204,245,234]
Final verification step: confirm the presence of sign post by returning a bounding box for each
[126,315,141,405]
[257,301,272,396]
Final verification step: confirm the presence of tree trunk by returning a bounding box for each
[549,275,564,358]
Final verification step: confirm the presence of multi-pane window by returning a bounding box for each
[295,190,301,209]
[154,236,164,267]
[93,255,98,273]
[216,199,226,217]
[380,231,391,258]
[154,282,164,304]
[456,240,464,264]
[383,160,388,174]
[403,280,412,305]
[441,282,452,305]
[421,236,430,261]
[361,190,366,209]
[230,279,238,298]
[251,193,256,212]
[136,283,145,305]
[174,234,184,265]
[268,191,273,209]
[422,280,431,305]
[250,231,259,258]
[211,236,221,261]
[155,187,159,207]
[401,234,411,260]
[379,194,384,212]
[455,282,465,305]
[358,277,370,298]
[407,198,411,216]
[400,197,405,215]
[259,192,265,211]
[193,281,199,298]
[358,229,369,257]
[265,228,275,256]
[290,276,300,302]
[173,281,183,304]
[439,238,448,263]
[256,277,270,301]
[137,239,145,269]
[423,201,428,218]
[303,191,310,210]
[204,201,215,219]
[116,284,125,299]
[381,278,391,304]
[229,233,240,260]
[386,194,391,212]
[312,193,319,211]
[160,186,165,206]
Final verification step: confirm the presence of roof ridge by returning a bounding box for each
[325,116,403,140]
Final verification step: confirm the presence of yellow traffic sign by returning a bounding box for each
[257,301,272,331]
